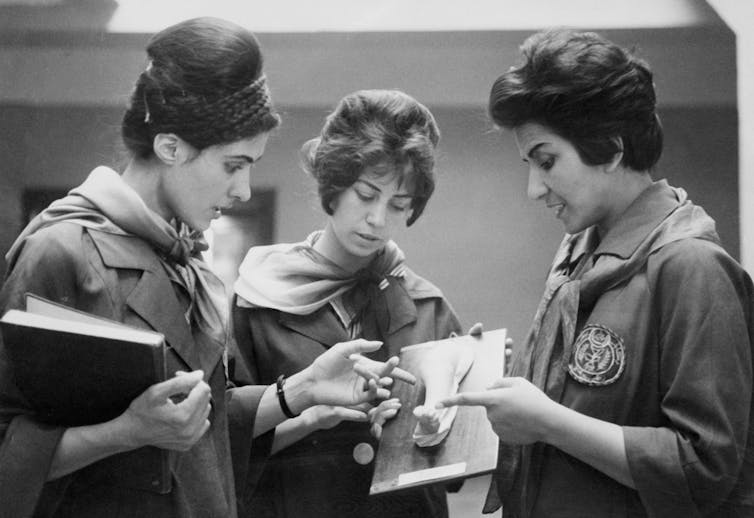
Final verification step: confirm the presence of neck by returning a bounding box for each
[596,169,653,238]
[313,223,374,273]
[121,159,173,224]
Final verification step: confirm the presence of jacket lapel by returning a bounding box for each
[278,307,349,349]
[277,278,419,349]
[88,229,209,372]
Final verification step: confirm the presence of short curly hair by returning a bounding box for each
[301,90,440,226]
[488,29,663,171]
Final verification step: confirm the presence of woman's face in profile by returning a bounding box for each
[513,122,619,235]
[161,132,269,231]
[327,166,413,262]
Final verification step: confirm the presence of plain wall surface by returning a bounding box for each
[0,104,738,344]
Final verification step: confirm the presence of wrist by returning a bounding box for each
[539,400,570,445]
[111,410,145,450]
[281,369,316,416]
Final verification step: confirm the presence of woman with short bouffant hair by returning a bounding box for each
[440,28,754,517]
[232,89,463,518]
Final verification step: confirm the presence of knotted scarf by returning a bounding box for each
[6,166,229,346]
[234,231,441,338]
[484,182,720,516]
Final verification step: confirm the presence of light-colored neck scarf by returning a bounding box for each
[234,231,412,313]
[234,231,441,337]
[6,166,229,345]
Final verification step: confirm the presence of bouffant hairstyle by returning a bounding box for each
[301,89,440,226]
[489,29,663,171]
[122,17,280,159]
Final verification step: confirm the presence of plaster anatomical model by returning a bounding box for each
[412,341,474,447]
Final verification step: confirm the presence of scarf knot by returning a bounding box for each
[6,166,229,347]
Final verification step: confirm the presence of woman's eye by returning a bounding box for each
[540,158,554,171]
[355,190,375,201]
[225,163,245,174]
[390,202,411,212]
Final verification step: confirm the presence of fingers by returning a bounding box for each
[368,398,401,439]
[352,360,381,383]
[149,370,205,400]
[336,339,383,357]
[387,366,417,386]
[468,322,484,336]
[351,355,416,386]
[435,390,491,409]
[363,378,391,401]
[336,408,369,423]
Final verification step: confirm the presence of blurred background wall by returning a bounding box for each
[0,0,741,346]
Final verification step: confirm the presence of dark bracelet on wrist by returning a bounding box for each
[276,374,300,419]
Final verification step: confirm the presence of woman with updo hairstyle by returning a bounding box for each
[438,29,754,517]
[0,18,410,518]
[232,89,463,518]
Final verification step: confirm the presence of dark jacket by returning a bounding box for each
[0,222,268,518]
[232,272,462,518]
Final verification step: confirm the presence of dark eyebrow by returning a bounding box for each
[523,142,546,162]
[355,179,381,192]
[356,179,413,198]
[226,154,258,164]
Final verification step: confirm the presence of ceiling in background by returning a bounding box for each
[0,0,725,34]
[0,0,735,108]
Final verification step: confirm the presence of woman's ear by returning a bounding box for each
[153,133,182,165]
[604,137,624,173]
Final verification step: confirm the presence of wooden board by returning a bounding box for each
[370,328,507,495]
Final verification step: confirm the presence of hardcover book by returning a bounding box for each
[0,294,171,493]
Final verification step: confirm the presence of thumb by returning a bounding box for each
[338,339,383,357]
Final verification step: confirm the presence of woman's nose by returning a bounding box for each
[230,169,252,202]
[366,202,387,227]
[527,168,548,200]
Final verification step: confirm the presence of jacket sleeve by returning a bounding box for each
[0,224,88,517]
[432,296,463,339]
[624,239,754,516]
[226,301,275,511]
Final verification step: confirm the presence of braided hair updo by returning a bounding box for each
[122,17,280,159]
[301,89,440,227]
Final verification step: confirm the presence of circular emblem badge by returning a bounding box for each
[568,324,625,386]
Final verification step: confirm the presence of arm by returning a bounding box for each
[438,376,634,487]
[440,241,753,512]
[49,371,211,479]
[270,405,369,453]
[624,241,753,514]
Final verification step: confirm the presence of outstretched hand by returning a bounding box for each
[436,376,557,445]
[306,339,415,407]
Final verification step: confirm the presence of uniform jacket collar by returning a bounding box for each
[88,228,223,374]
[276,277,419,350]
[593,179,687,260]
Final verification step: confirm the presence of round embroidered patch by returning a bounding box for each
[568,324,625,386]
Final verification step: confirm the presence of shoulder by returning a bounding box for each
[649,237,742,279]
[647,237,752,303]
[400,266,446,300]
[13,222,88,270]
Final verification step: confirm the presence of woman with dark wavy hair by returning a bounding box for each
[232,89,463,518]
[440,29,754,517]
[0,18,409,518]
